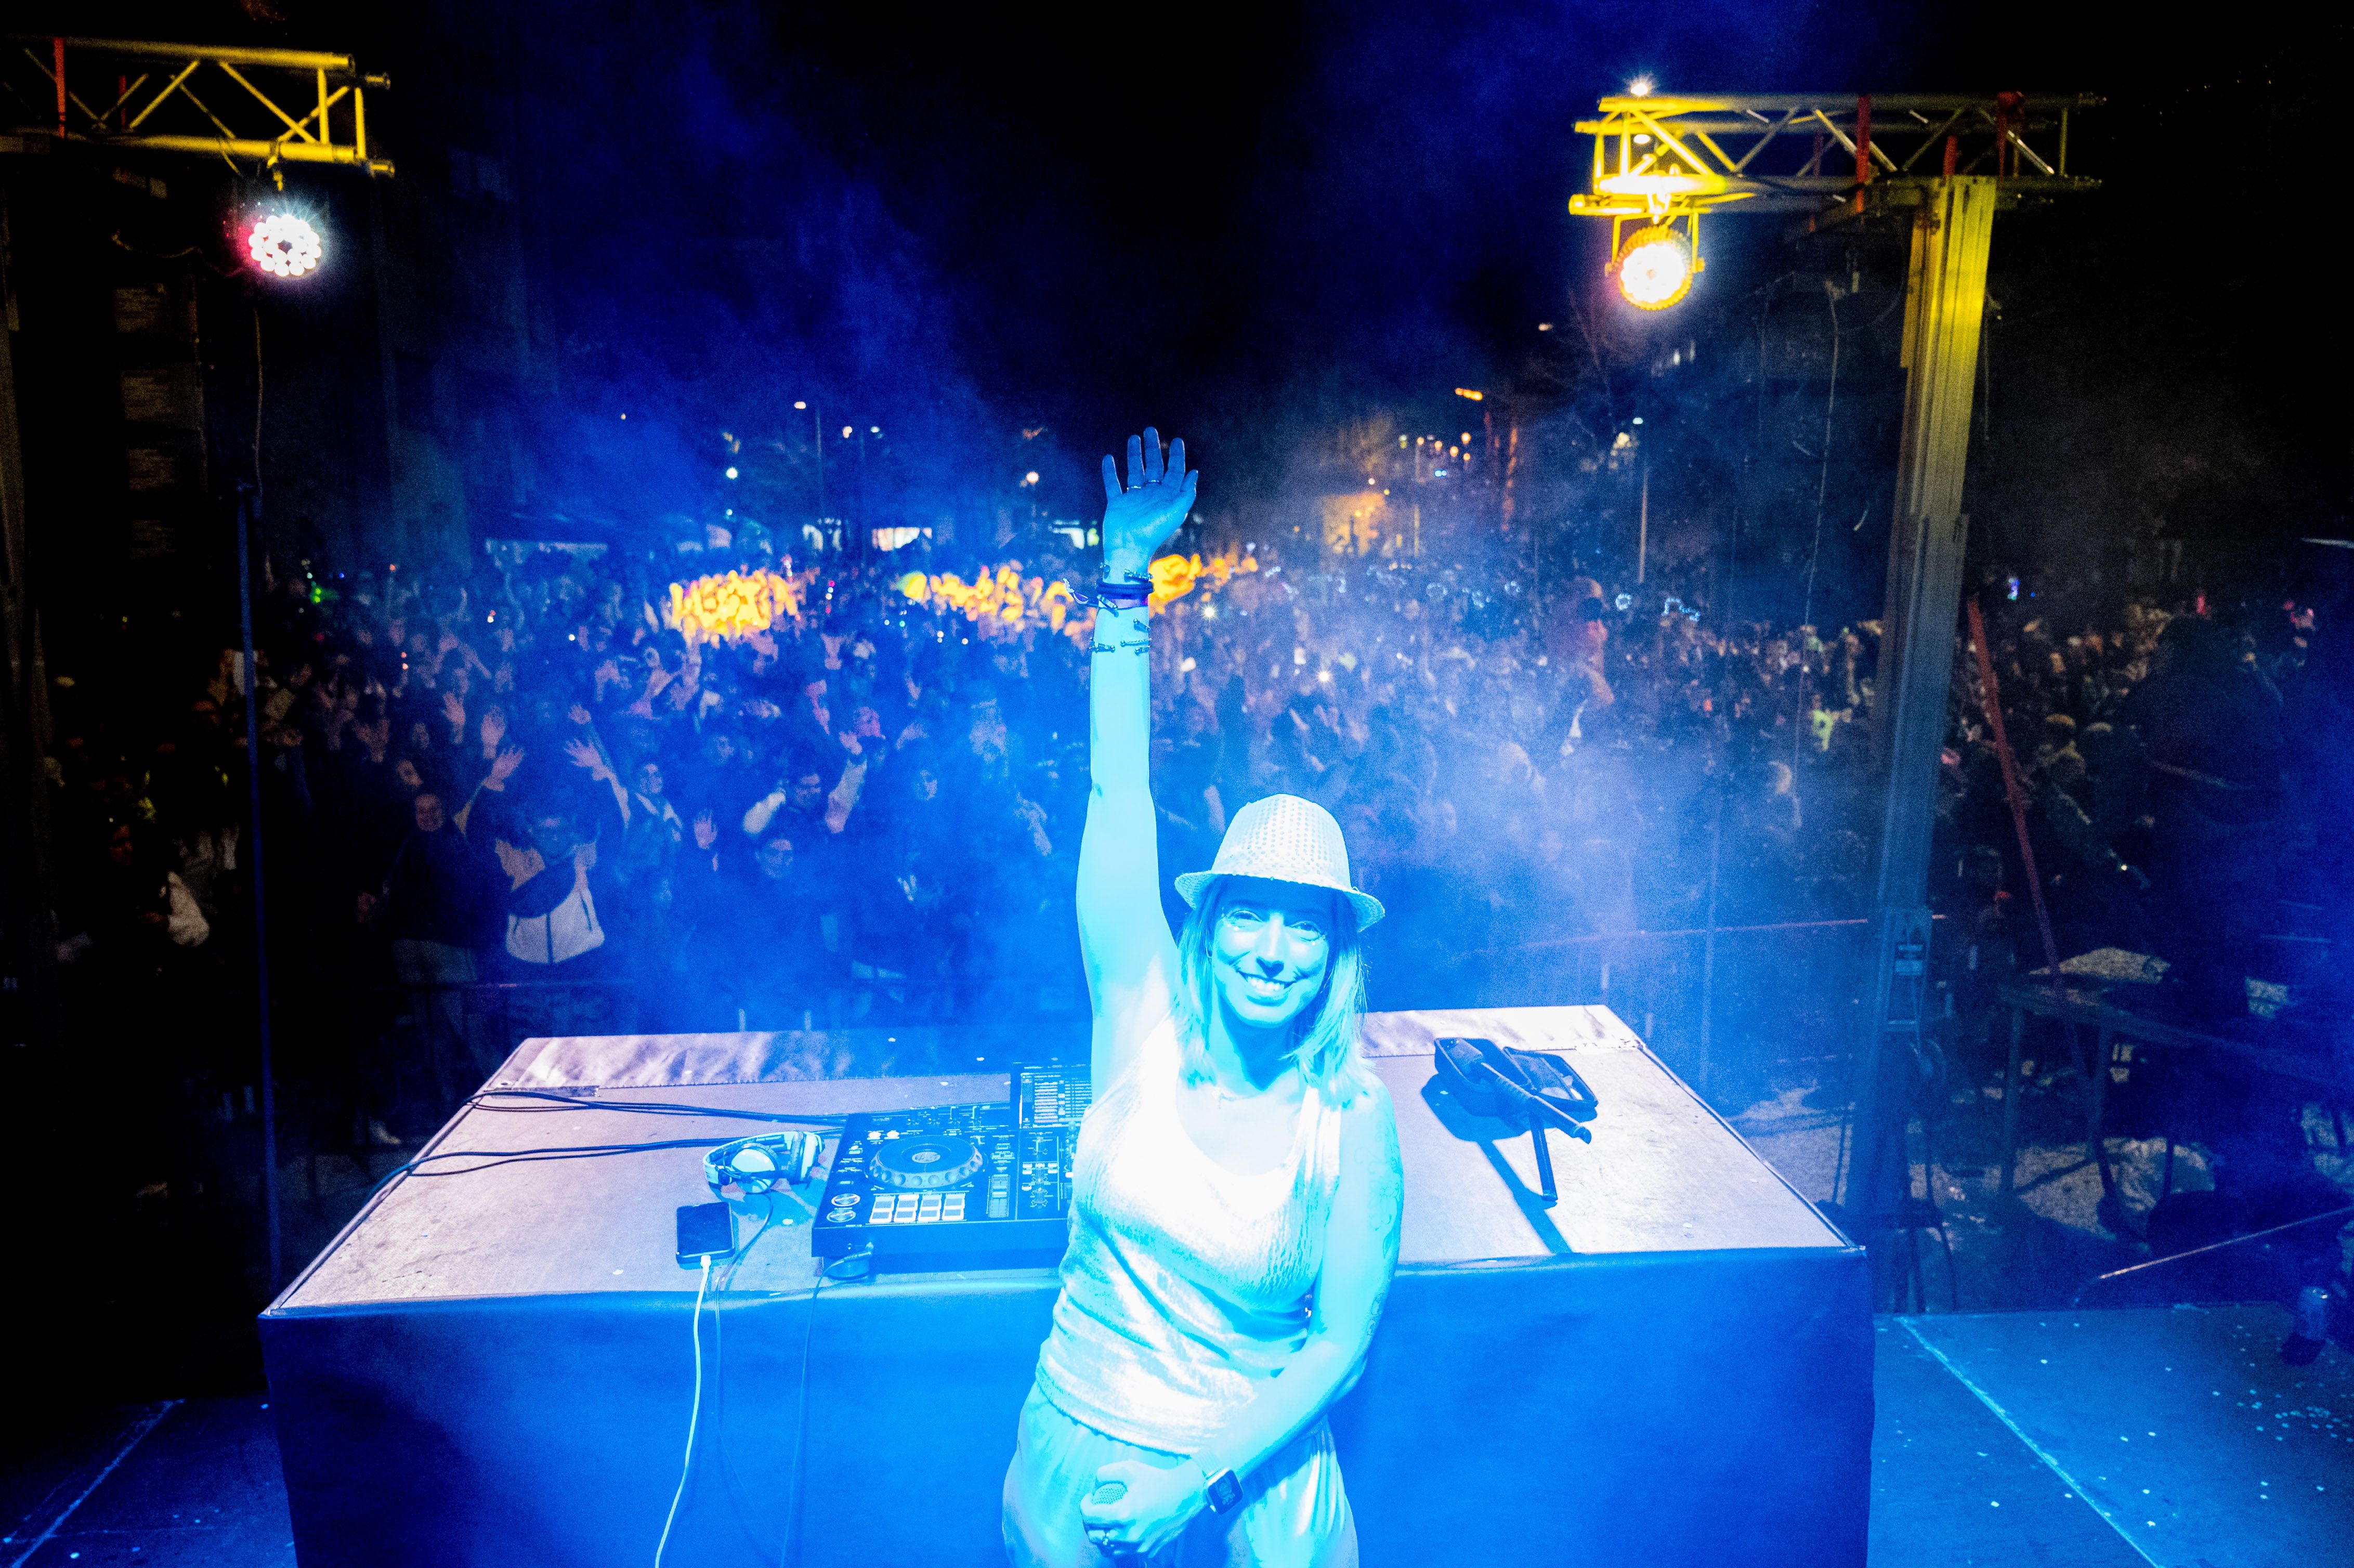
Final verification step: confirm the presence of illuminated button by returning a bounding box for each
[917,1195,943,1222]
[943,1193,966,1220]
[894,1195,920,1222]
[987,1198,1011,1219]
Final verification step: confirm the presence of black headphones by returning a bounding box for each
[703,1130,824,1197]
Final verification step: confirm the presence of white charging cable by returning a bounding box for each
[653,1257,713,1567]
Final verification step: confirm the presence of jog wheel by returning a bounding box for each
[871,1135,984,1190]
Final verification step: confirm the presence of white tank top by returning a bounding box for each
[1034,1023,1345,1451]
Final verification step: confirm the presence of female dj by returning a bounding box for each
[1002,429,1404,1566]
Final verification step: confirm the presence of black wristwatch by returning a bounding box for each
[1199,1464,1242,1514]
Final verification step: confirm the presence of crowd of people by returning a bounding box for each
[51,525,2337,1144]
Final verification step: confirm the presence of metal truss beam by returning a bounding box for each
[1568,92,2097,229]
[2,34,393,176]
[1566,90,2100,1304]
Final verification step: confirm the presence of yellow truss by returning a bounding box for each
[5,34,393,176]
[1570,92,2097,251]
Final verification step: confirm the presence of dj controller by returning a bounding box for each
[812,1065,1092,1266]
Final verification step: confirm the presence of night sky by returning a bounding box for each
[35,2,2347,548]
[509,1,2340,537]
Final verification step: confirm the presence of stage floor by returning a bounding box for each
[6,1305,2343,1567]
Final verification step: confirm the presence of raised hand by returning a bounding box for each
[1100,427,1197,581]
[563,738,609,778]
[487,745,525,787]
[567,702,593,726]
[441,689,466,737]
[692,810,718,852]
[479,707,508,756]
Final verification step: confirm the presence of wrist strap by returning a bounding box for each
[1198,1462,1242,1514]
[1094,575,1152,610]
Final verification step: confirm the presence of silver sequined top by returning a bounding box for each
[1033,1023,1344,1452]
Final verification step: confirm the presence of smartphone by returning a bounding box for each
[675,1201,736,1268]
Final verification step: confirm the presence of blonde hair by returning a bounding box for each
[1174,875,1375,1106]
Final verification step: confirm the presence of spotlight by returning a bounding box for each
[725,466,739,480]
[1612,224,1694,311]
[246,212,323,279]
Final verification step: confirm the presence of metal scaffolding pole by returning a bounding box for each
[0,180,60,1054]
[237,485,283,1287]
[1562,94,2095,1305]
[1846,174,1998,1233]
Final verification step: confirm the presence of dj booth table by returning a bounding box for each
[263,1007,1870,1566]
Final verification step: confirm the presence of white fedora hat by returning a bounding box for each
[1173,794,1385,929]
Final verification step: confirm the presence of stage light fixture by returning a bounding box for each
[1612,223,1694,311]
[246,212,323,280]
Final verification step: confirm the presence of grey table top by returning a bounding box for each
[274,1005,1845,1313]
